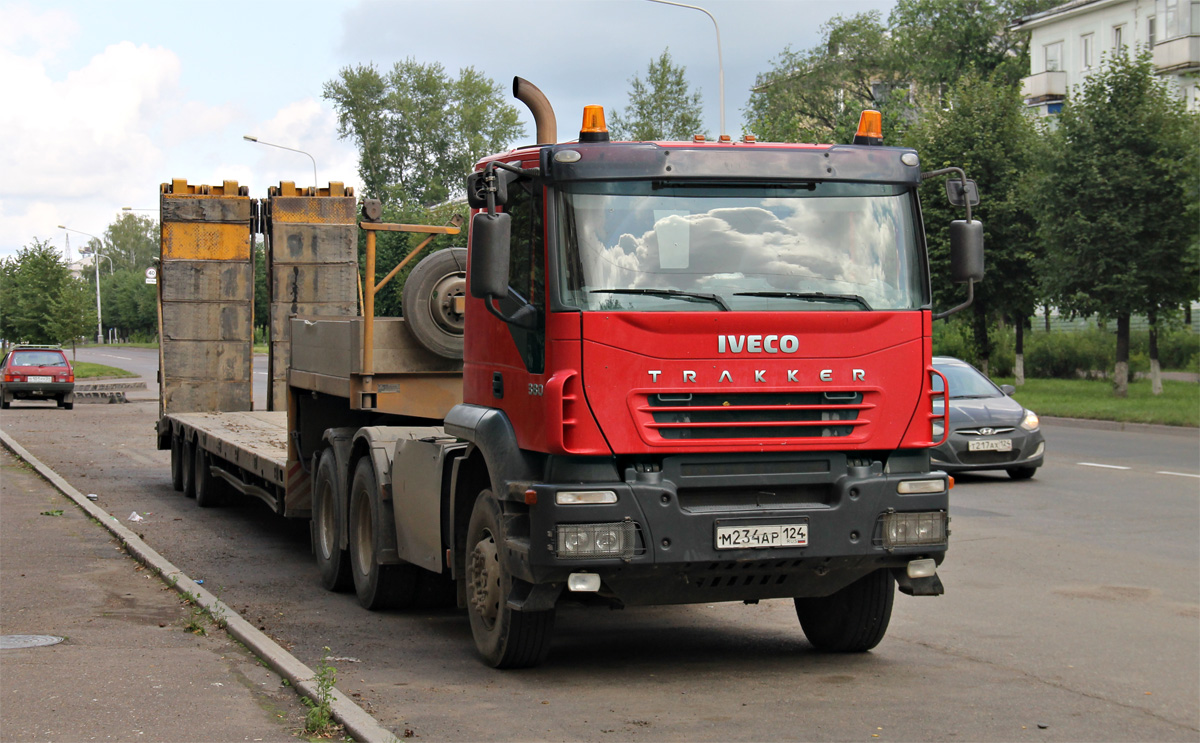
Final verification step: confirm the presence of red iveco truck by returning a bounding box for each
[159,78,983,668]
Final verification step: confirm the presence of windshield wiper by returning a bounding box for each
[733,291,873,310]
[589,288,731,311]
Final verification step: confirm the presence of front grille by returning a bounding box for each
[959,450,1019,464]
[685,559,808,590]
[958,427,1016,436]
[639,391,871,441]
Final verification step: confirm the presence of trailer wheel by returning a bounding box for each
[348,458,417,610]
[401,248,466,360]
[194,444,225,508]
[794,569,894,652]
[181,436,197,499]
[170,433,184,492]
[312,450,352,592]
[465,490,555,668]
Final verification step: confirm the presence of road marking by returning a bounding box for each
[1156,471,1200,479]
[1077,462,1131,470]
[99,354,133,360]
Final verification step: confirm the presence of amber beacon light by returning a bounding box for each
[853,110,883,146]
[579,105,610,142]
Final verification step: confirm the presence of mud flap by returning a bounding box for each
[506,581,563,612]
[895,570,945,596]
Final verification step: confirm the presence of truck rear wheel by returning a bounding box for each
[193,444,225,508]
[348,458,417,610]
[312,449,352,592]
[181,437,196,499]
[794,569,894,652]
[401,248,466,360]
[465,491,555,668]
[170,433,184,492]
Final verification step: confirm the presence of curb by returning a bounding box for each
[1042,416,1198,437]
[0,427,400,743]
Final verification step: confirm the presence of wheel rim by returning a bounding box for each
[316,480,335,560]
[468,530,501,629]
[427,273,466,336]
[352,494,372,576]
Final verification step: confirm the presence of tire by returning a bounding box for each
[465,490,556,668]
[193,443,225,508]
[401,248,467,360]
[170,433,184,492]
[63,402,73,410]
[795,569,895,653]
[312,450,352,592]
[1007,466,1037,480]
[181,437,197,499]
[55,395,64,408]
[348,458,417,610]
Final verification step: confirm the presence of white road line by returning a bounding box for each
[1077,462,1132,470]
[99,354,133,360]
[1156,471,1200,479]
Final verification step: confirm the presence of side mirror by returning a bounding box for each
[1000,384,1016,396]
[469,212,511,299]
[465,169,518,210]
[949,220,985,283]
[946,179,979,207]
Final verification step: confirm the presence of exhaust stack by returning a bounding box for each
[513,77,557,145]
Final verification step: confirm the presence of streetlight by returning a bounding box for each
[243,135,318,190]
[58,225,106,344]
[646,0,726,139]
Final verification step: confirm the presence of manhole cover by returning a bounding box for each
[1,635,64,649]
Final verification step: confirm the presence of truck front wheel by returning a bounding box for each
[348,458,417,610]
[312,449,352,592]
[464,491,555,668]
[794,569,895,652]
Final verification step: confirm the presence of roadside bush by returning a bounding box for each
[932,317,976,365]
[1024,327,1113,378]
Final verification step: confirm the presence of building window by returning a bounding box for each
[1149,15,1157,46]
[1081,33,1095,69]
[1045,41,1063,71]
[1113,24,1124,51]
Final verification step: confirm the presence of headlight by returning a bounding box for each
[932,419,945,439]
[1020,409,1040,431]
[556,522,637,560]
[882,511,948,548]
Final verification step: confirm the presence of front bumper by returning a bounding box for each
[931,428,1045,473]
[511,452,949,606]
[2,382,74,402]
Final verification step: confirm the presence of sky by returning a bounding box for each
[0,0,898,264]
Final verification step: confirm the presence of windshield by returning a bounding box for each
[933,362,1003,399]
[555,181,926,312]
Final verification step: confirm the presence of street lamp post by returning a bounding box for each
[646,0,726,139]
[58,225,106,344]
[243,135,318,191]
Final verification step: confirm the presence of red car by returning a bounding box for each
[1,345,75,410]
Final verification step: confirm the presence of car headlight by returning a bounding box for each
[1020,409,1040,431]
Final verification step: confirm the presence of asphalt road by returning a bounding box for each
[0,398,1196,742]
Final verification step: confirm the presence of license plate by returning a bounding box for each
[26,376,51,383]
[968,439,1012,452]
[716,523,808,550]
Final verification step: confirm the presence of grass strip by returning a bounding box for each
[996,377,1199,428]
[72,362,138,380]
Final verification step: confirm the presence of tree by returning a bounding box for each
[323,60,524,206]
[100,271,158,340]
[104,213,158,273]
[610,49,705,141]
[745,12,911,145]
[1034,51,1200,396]
[906,71,1042,377]
[45,277,97,351]
[0,239,78,345]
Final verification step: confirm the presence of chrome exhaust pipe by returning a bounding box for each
[513,77,557,145]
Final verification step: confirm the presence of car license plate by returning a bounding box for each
[968,439,1012,452]
[715,523,808,550]
[27,376,52,383]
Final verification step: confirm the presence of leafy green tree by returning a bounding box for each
[745,12,911,144]
[906,72,1043,377]
[610,49,705,141]
[104,212,158,272]
[100,271,158,340]
[363,199,468,318]
[324,60,524,206]
[1034,51,1200,396]
[45,277,97,350]
[0,239,79,345]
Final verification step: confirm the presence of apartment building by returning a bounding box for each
[1013,0,1199,114]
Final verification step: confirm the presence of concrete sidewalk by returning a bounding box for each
[0,445,305,741]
